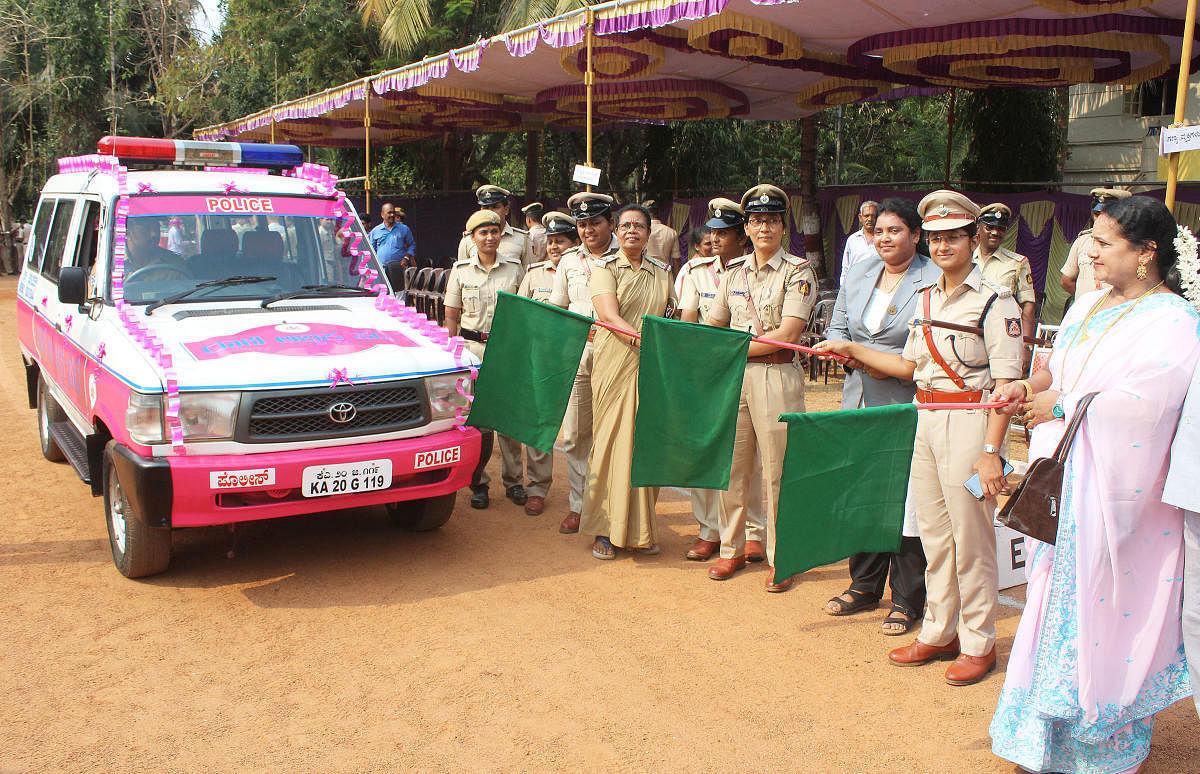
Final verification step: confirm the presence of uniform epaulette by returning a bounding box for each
[1077,227,1093,237]
[561,245,582,259]
[593,253,617,266]
[501,254,524,265]
[781,253,809,267]
[645,255,668,270]
[510,226,528,235]
[527,260,549,270]
[452,257,472,268]
[686,255,718,270]
[727,255,749,268]
[981,276,1013,298]
[998,247,1027,263]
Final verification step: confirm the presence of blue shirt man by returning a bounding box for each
[369,203,415,265]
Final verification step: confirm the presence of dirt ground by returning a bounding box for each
[1,274,1196,773]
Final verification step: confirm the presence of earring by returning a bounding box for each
[1136,258,1148,280]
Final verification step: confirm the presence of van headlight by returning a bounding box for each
[126,391,240,443]
[425,372,472,421]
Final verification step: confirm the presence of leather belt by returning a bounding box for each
[588,328,596,342]
[747,350,795,365]
[460,328,489,343]
[916,387,984,403]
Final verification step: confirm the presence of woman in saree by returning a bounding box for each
[582,203,676,559]
[989,196,1200,773]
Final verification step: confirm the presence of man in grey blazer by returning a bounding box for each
[823,198,942,635]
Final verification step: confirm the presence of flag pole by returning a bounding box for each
[1167,0,1198,213]
[364,77,373,216]
[585,7,595,192]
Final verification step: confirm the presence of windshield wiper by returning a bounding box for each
[261,284,375,308]
[144,276,278,315]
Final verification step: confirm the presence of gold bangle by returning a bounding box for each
[1018,379,1033,399]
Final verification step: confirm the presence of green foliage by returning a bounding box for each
[958,88,1066,191]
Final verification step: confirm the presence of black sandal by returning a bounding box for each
[881,606,920,636]
[824,589,880,616]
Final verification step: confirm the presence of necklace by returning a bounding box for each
[1065,281,1163,391]
[878,270,904,294]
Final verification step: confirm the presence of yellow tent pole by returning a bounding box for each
[1167,0,1198,213]
[585,8,595,192]
[270,108,276,143]
[364,78,373,217]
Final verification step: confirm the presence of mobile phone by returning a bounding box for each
[964,458,1015,500]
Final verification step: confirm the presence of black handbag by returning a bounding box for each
[996,392,1098,546]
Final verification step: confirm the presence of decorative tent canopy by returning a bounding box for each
[195,0,1199,145]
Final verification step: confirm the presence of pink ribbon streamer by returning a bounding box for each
[327,368,355,389]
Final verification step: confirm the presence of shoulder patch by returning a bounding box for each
[645,255,668,270]
[981,276,1013,298]
[781,253,809,267]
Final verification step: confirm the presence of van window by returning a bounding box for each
[40,199,77,281]
[28,198,56,269]
[73,200,102,272]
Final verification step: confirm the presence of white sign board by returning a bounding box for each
[1160,125,1200,156]
[572,164,602,186]
[995,524,1028,590]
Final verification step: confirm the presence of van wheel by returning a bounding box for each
[37,377,66,462]
[386,492,455,531]
[103,442,171,578]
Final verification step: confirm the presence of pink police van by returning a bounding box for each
[16,137,482,577]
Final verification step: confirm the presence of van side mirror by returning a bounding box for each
[58,266,88,305]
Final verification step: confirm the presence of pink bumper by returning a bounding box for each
[167,427,482,527]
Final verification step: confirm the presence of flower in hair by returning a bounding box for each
[1175,224,1200,312]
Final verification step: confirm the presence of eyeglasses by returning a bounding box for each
[1092,195,1115,205]
[616,222,649,232]
[747,216,783,228]
[926,232,971,246]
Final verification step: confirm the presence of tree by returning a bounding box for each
[957,88,1066,191]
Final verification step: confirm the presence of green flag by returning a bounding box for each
[466,292,592,453]
[631,315,750,489]
[773,404,917,579]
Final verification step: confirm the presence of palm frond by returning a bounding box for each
[378,0,433,55]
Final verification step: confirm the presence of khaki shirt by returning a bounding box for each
[707,248,817,334]
[517,260,557,304]
[549,236,618,316]
[589,252,676,328]
[901,265,1024,391]
[647,219,681,268]
[1061,229,1108,300]
[528,224,547,265]
[444,253,524,332]
[974,246,1036,305]
[678,255,726,322]
[456,224,534,267]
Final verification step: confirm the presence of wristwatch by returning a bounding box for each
[1052,395,1065,419]
[982,444,1000,455]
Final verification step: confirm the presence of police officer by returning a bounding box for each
[817,190,1023,686]
[523,202,547,264]
[677,197,765,563]
[1060,187,1132,302]
[456,185,534,267]
[512,211,576,516]
[549,192,618,534]
[974,203,1037,365]
[644,199,682,272]
[706,184,817,590]
[445,209,527,509]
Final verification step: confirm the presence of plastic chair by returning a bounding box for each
[429,268,449,324]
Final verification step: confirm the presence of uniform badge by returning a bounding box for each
[1005,318,1021,338]
[799,280,811,297]
[937,204,949,217]
[759,194,769,203]
[580,201,589,211]
[1024,270,1033,285]
[713,208,722,217]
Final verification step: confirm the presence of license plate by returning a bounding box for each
[301,459,392,498]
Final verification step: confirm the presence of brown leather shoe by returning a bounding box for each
[888,636,960,667]
[559,511,580,534]
[708,555,747,580]
[945,647,997,686]
[686,538,720,561]
[745,540,766,563]
[764,568,794,592]
[524,496,545,516]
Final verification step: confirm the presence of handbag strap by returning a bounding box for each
[1050,391,1099,464]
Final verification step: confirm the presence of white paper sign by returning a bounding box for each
[572,164,602,186]
[1159,125,1200,156]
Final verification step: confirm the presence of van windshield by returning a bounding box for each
[111,194,382,305]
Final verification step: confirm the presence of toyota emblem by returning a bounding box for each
[328,401,357,423]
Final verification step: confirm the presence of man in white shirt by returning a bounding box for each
[839,200,879,288]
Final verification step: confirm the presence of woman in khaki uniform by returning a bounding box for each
[817,190,1023,687]
[445,209,526,509]
[583,204,676,559]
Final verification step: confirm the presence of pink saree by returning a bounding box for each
[991,291,1200,774]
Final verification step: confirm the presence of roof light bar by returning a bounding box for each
[97,137,303,170]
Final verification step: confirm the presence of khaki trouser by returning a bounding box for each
[690,463,763,543]
[523,446,553,498]
[910,408,998,657]
[718,360,805,564]
[466,339,523,491]
[560,342,593,513]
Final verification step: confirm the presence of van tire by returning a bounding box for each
[37,377,66,462]
[104,441,171,578]
[386,492,455,531]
